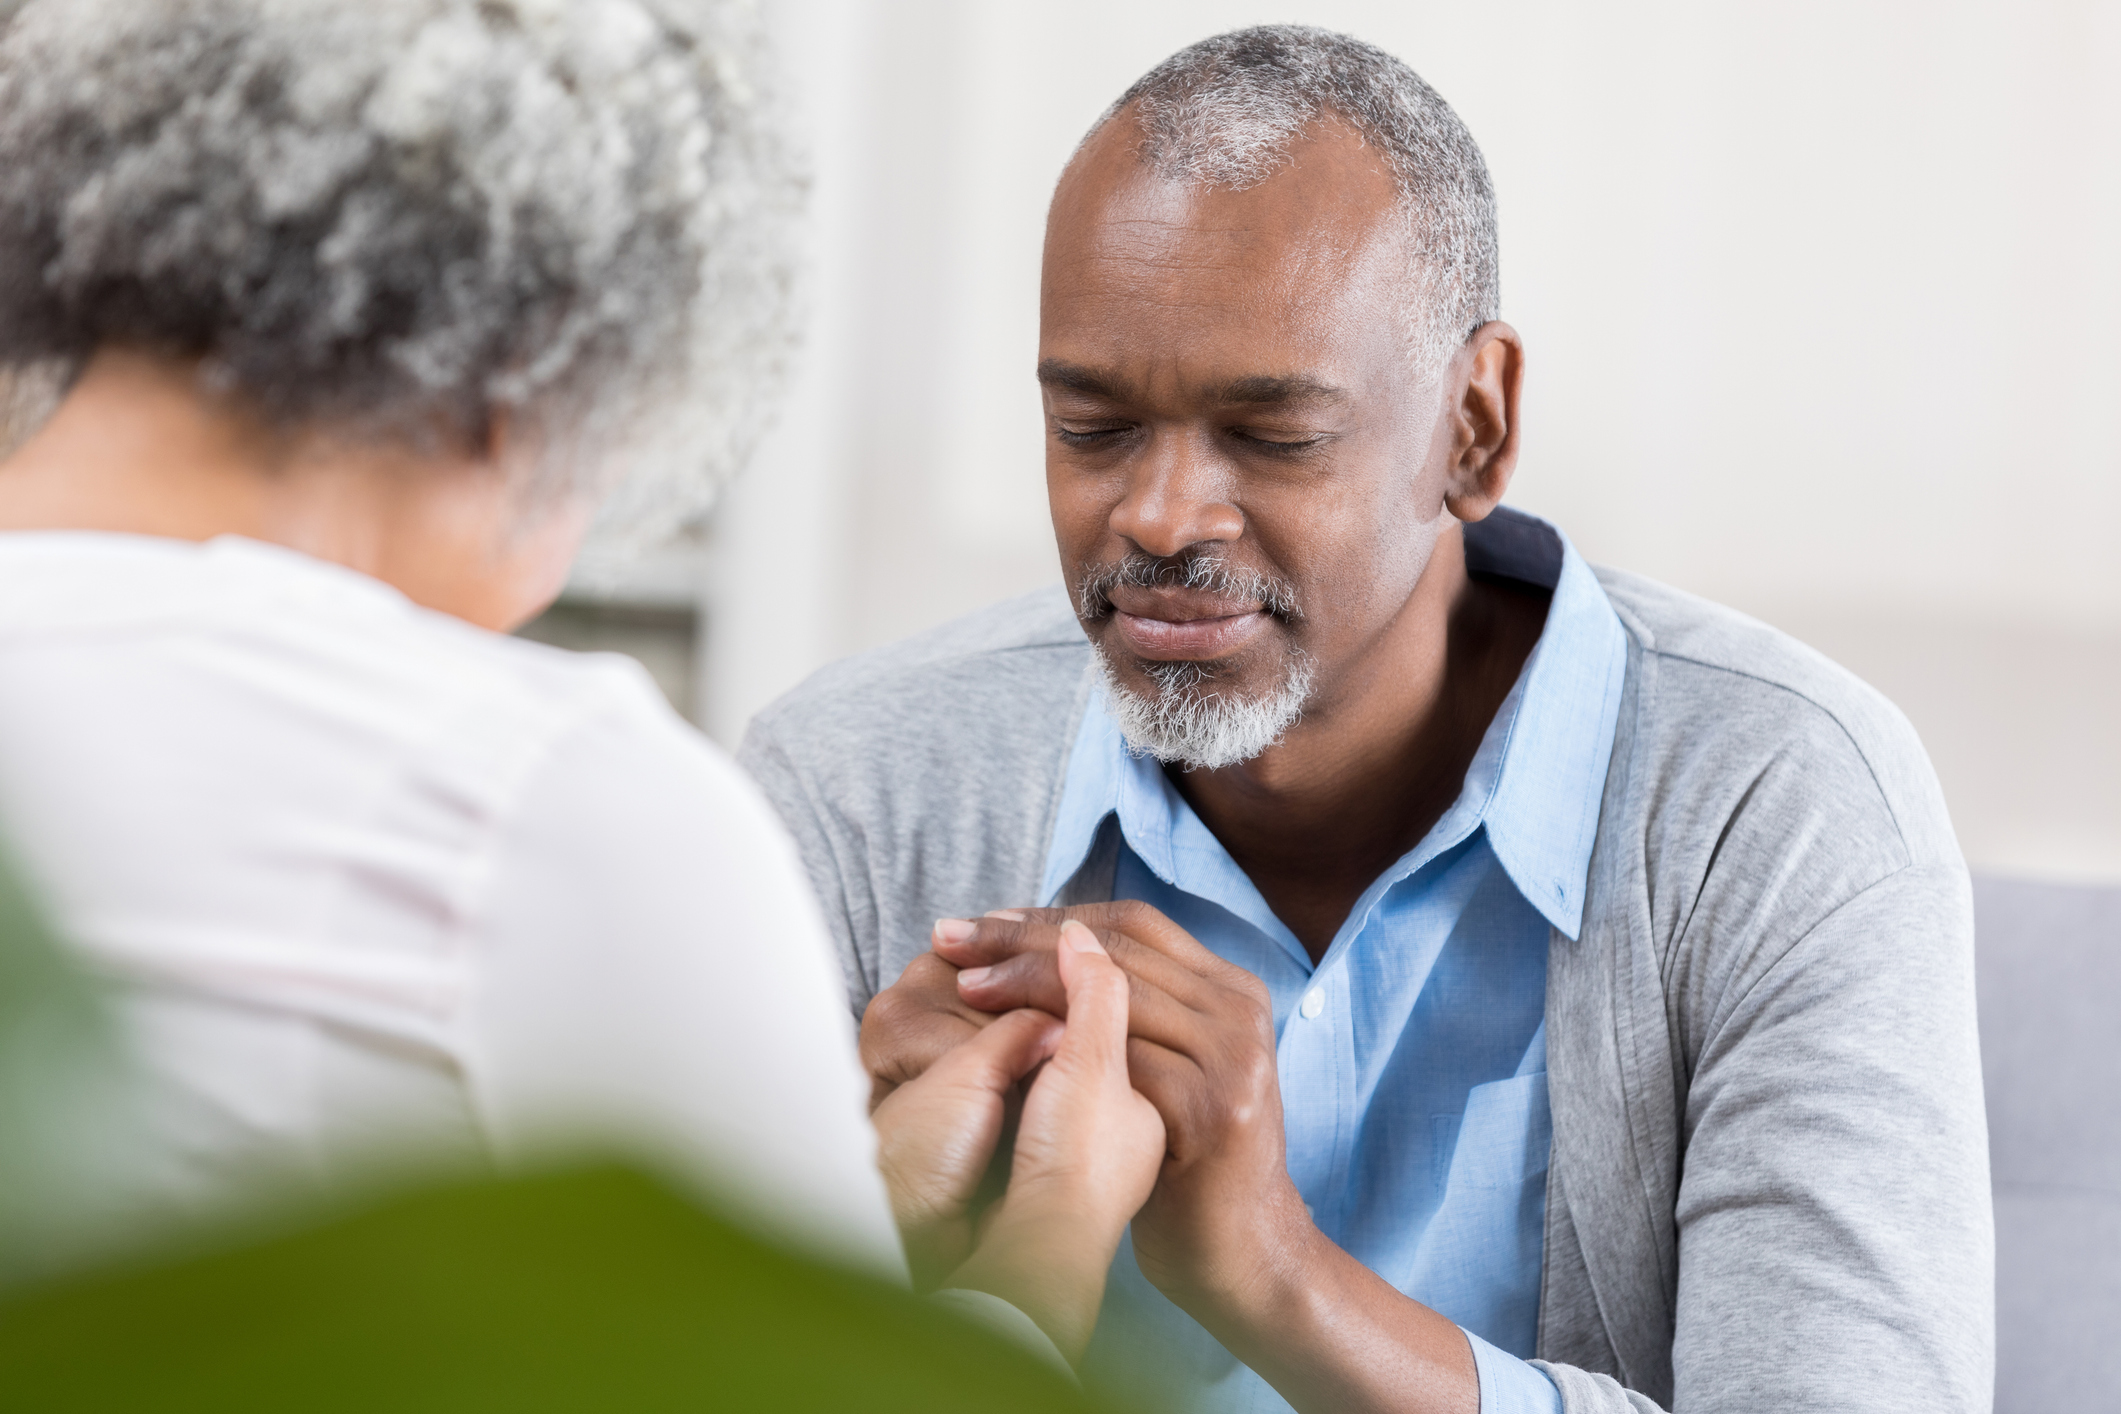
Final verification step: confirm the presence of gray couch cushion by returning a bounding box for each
[1974,875,2121,1412]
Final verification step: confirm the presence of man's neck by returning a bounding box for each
[1170,527,1551,962]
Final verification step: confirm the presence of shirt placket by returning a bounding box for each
[1277,946,1358,1240]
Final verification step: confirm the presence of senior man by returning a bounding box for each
[741,26,1991,1414]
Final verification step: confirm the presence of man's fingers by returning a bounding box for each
[919,1007,1063,1096]
[970,902,1265,1006]
[1123,1036,1213,1162]
[1071,900,1268,1003]
[957,946,1214,1059]
[858,951,996,1104]
[858,996,976,1080]
[941,915,1229,1013]
[957,947,1067,1013]
[931,913,1047,966]
[887,949,1003,1026]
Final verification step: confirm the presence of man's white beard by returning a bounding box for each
[1095,644,1315,772]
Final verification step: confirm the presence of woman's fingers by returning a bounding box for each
[870,1006,1064,1283]
[918,1005,1063,1096]
[1055,920,1131,1074]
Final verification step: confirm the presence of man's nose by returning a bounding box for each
[1107,432,1243,558]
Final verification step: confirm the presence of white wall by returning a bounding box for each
[711,0,2121,882]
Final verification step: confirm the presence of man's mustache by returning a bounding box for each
[1075,550,1302,623]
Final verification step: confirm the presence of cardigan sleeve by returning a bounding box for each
[1541,862,1992,1413]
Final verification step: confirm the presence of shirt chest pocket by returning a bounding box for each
[1435,1070,1552,1193]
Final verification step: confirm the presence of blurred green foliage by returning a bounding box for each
[0,824,100,1170]
[0,1164,1112,1412]
[0,834,138,1287]
[0,844,1121,1411]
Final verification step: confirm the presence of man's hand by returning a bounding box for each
[859,946,1000,1112]
[931,900,1315,1322]
[934,902,1480,1414]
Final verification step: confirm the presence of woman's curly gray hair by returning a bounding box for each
[0,0,800,533]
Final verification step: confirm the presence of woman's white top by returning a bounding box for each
[0,532,904,1279]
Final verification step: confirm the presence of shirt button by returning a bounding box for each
[1300,989,1325,1020]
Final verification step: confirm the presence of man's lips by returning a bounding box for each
[1105,588,1275,660]
[1112,609,1272,660]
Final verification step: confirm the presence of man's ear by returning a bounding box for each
[1440,321,1524,523]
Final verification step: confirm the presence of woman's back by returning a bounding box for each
[0,531,902,1276]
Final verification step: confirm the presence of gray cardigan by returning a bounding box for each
[739,571,1993,1414]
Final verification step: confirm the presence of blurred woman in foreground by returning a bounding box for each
[0,0,1159,1364]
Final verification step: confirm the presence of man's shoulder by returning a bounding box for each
[1596,565,1913,762]
[739,588,1090,1000]
[1594,565,1959,873]
[742,586,1091,800]
[1596,567,1858,698]
[747,586,1088,747]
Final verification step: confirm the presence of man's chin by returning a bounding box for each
[1089,626,1256,691]
[1113,653,1243,700]
[1091,641,1315,773]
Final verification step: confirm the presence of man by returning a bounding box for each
[740,26,1991,1414]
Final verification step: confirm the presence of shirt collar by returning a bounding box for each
[1478,523,1629,938]
[1042,511,1628,942]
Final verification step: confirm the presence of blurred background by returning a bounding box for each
[553,0,2119,885]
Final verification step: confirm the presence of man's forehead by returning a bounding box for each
[1042,117,1409,385]
[1046,113,1402,279]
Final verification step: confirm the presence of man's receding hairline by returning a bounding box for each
[1088,97,1393,183]
[1048,118,1415,301]
[1063,105,1406,237]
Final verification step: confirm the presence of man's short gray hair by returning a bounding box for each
[0,0,799,534]
[1089,25,1498,379]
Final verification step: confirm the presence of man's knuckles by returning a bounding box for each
[887,951,971,999]
[1093,898,1159,932]
[1194,972,1273,1031]
[1072,901,1272,999]
[860,982,984,1077]
[1231,1042,1279,1098]
[860,980,942,1039]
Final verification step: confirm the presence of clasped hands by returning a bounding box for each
[866,901,1320,1366]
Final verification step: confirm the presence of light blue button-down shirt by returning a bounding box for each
[1045,514,1627,1414]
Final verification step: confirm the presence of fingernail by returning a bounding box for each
[934,919,975,943]
[984,909,1026,922]
[958,965,993,988]
[1061,920,1105,955]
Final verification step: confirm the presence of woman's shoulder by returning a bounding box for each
[0,529,715,888]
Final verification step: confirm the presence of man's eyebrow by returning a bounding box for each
[1035,361,1349,407]
[1035,359,1127,399]
[1212,375,1349,406]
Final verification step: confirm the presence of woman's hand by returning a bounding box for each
[871,1006,1061,1289]
[943,921,1167,1363]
